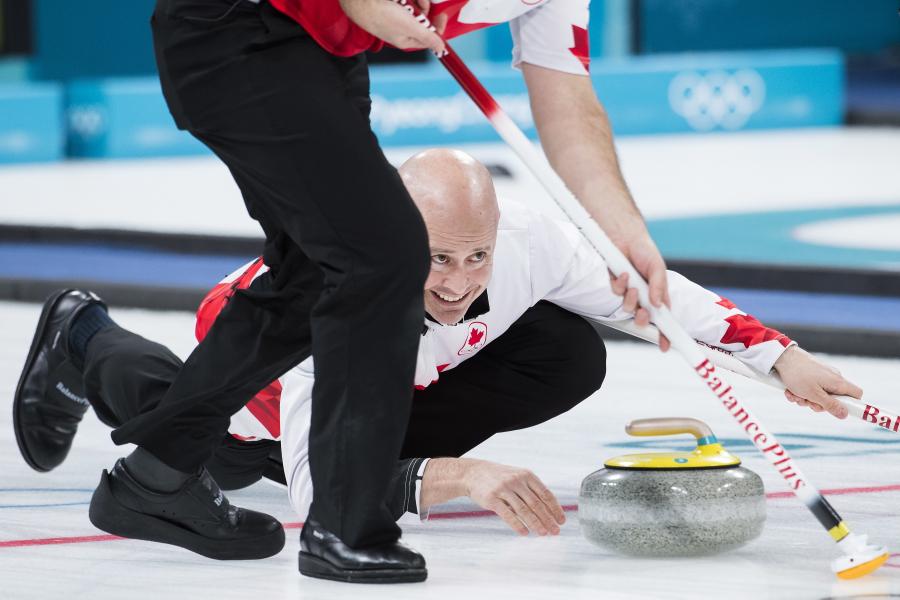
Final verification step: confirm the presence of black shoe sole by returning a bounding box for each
[13,288,73,473]
[298,552,427,584]
[89,469,286,561]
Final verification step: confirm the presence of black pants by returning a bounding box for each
[82,324,285,491]
[405,302,607,458]
[112,0,431,546]
[83,301,607,518]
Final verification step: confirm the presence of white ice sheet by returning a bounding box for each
[2,302,900,599]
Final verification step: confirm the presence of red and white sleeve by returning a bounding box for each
[666,271,795,375]
[532,218,794,375]
[510,0,591,75]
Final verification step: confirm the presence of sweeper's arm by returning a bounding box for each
[523,63,669,311]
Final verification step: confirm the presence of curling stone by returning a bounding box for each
[578,417,765,557]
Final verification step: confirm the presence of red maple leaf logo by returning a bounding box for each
[569,25,590,73]
[468,328,485,346]
[716,297,737,310]
[720,314,791,349]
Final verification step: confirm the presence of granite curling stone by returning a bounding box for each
[579,417,765,557]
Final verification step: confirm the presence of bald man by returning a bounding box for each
[17,149,861,559]
[219,148,857,532]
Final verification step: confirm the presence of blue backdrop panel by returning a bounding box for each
[369,62,537,146]
[32,0,158,81]
[67,78,207,158]
[0,82,63,163]
[370,48,843,145]
[58,48,842,159]
[639,0,900,55]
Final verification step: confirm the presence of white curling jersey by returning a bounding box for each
[196,199,794,517]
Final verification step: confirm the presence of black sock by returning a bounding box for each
[123,447,194,492]
[68,304,114,368]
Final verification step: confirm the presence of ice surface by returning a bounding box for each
[2,301,899,599]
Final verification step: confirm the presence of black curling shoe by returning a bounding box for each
[89,459,285,560]
[298,519,427,583]
[13,289,105,472]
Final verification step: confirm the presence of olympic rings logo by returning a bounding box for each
[668,69,766,131]
[67,105,106,139]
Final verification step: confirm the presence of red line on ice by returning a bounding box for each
[763,483,900,500]
[3,483,900,549]
[0,534,123,548]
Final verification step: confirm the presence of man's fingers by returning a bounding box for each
[786,390,822,412]
[633,307,650,327]
[786,389,832,414]
[528,478,566,525]
[796,379,849,419]
[610,271,628,296]
[395,3,445,54]
[515,484,560,535]
[658,333,670,352]
[415,29,445,54]
[491,501,528,536]
[804,400,825,412]
[623,236,669,309]
[809,388,848,419]
[821,393,848,419]
[829,376,863,401]
[390,28,444,53]
[647,260,668,308]
[501,491,547,535]
[613,274,640,314]
[623,288,639,314]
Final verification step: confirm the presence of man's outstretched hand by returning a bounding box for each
[773,346,862,419]
[464,460,565,536]
[419,458,565,535]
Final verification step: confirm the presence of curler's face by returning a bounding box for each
[422,226,495,325]
[399,148,500,324]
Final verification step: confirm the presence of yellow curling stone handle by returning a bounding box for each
[605,417,741,469]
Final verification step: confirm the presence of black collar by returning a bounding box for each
[424,290,491,327]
